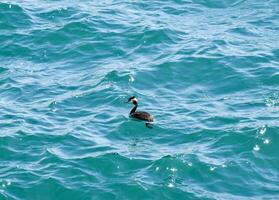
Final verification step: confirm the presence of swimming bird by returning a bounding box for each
[127,96,154,128]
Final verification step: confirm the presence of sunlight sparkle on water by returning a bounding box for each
[253,145,260,151]
[263,139,270,144]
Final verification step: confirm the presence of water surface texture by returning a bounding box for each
[0,0,279,199]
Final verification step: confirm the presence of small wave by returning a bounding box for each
[193,0,248,9]
[0,2,33,30]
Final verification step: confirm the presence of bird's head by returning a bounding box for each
[127,96,138,104]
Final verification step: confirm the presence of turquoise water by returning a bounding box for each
[0,0,279,199]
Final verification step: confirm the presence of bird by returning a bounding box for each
[127,96,154,128]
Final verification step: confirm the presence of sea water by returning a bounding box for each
[0,1,278,199]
